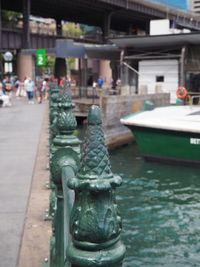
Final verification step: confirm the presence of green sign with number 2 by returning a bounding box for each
[36,49,46,66]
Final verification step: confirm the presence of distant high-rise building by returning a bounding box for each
[189,0,200,14]
[148,0,188,11]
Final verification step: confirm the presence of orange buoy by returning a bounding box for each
[176,87,187,99]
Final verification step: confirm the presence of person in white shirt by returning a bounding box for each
[0,82,12,107]
[25,77,35,104]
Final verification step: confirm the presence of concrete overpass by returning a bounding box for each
[1,0,200,41]
[2,27,56,50]
[1,0,200,81]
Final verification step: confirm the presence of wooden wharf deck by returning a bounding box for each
[73,98,100,118]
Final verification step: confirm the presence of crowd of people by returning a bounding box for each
[0,74,121,108]
[0,75,50,107]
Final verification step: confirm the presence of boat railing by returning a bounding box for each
[187,92,200,105]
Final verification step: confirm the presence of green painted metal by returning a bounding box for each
[67,105,126,267]
[129,126,200,163]
[48,85,81,267]
[49,148,80,267]
[62,166,76,267]
[48,84,79,219]
[49,85,60,145]
[46,83,60,220]
[50,86,81,155]
[46,86,126,267]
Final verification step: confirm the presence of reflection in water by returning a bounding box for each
[110,142,200,267]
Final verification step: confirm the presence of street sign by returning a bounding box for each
[36,49,46,66]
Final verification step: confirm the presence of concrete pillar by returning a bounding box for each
[99,60,112,84]
[17,54,34,80]
[23,0,31,48]
[120,61,130,95]
[78,58,88,86]
[56,18,62,37]
[102,14,111,42]
[78,58,82,85]
[145,21,150,35]
[78,58,88,97]
[54,58,66,80]
[82,58,87,87]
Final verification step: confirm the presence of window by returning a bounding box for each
[156,76,164,82]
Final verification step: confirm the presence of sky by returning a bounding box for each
[148,0,188,10]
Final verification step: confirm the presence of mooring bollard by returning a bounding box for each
[67,105,126,267]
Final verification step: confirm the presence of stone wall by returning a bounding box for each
[101,93,170,149]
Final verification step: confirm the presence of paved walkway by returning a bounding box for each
[0,97,50,267]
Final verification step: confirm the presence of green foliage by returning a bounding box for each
[67,58,76,70]
[2,10,21,23]
[62,22,83,38]
[46,56,55,68]
[73,129,80,137]
[36,56,55,75]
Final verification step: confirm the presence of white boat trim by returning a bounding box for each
[120,105,200,134]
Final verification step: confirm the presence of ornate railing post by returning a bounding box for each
[67,105,126,267]
[45,84,61,221]
[49,84,61,147]
[49,86,81,267]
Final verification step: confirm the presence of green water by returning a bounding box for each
[110,142,200,267]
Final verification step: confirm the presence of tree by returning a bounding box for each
[62,22,83,38]
[36,56,55,76]
[2,10,21,23]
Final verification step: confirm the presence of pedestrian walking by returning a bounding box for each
[36,77,45,103]
[0,82,12,107]
[25,77,35,104]
[97,76,103,89]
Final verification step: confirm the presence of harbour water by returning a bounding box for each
[110,142,200,267]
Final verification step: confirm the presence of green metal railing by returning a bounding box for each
[45,82,126,267]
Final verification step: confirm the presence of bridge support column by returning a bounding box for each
[54,58,67,81]
[99,60,112,85]
[17,53,34,80]
[56,18,63,37]
[120,60,130,95]
[22,0,31,48]
[78,58,88,97]
[102,14,111,42]
[82,58,88,97]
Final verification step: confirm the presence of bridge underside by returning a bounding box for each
[2,0,200,33]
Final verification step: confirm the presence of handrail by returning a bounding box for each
[187,92,200,105]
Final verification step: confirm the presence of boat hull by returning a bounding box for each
[128,125,200,164]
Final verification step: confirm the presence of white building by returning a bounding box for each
[189,0,200,14]
[138,59,179,103]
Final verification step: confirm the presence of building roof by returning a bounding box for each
[110,32,200,50]
[56,39,120,59]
